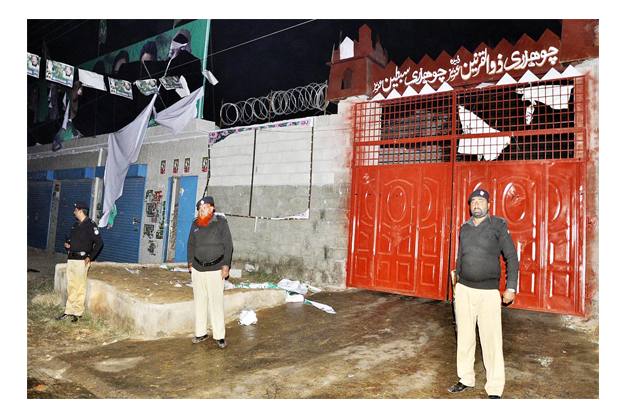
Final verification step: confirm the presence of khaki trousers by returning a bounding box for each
[455,283,505,396]
[65,259,90,317]
[191,268,225,340]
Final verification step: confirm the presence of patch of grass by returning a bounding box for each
[27,294,133,339]
[27,274,55,301]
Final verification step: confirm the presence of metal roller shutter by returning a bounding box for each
[97,177,146,263]
[27,180,53,249]
[54,179,93,254]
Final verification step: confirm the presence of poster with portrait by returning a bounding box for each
[27,53,41,78]
[45,60,74,87]
[109,78,133,99]
[201,157,209,172]
[173,159,179,174]
[143,224,155,238]
[159,76,183,90]
[160,160,166,174]
[184,158,190,173]
[136,79,159,96]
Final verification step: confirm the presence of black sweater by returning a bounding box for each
[67,217,103,261]
[456,215,519,291]
[186,214,233,272]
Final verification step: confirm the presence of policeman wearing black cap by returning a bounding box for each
[56,202,103,323]
[187,196,233,348]
[448,189,519,399]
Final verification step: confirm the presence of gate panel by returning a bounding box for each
[375,167,417,293]
[415,165,451,299]
[544,162,582,314]
[453,161,583,315]
[348,167,379,288]
[492,165,543,311]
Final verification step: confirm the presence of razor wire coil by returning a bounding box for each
[220,82,328,126]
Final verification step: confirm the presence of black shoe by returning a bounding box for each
[56,313,72,321]
[70,315,81,323]
[488,395,501,399]
[217,339,227,349]
[192,334,209,344]
[448,382,474,393]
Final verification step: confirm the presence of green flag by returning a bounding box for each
[99,19,107,45]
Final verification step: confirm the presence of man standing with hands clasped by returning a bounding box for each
[187,196,233,349]
[448,189,519,399]
[56,202,103,323]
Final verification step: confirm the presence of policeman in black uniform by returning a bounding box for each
[56,202,103,323]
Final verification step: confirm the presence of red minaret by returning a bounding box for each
[326,25,388,101]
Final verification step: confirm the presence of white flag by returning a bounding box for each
[99,95,157,227]
[78,69,107,91]
[154,87,204,136]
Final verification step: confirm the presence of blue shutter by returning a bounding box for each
[54,179,93,253]
[27,181,53,249]
[174,176,198,263]
[97,177,146,263]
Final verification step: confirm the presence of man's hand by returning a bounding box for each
[221,266,229,280]
[502,290,515,305]
[64,242,70,249]
[188,263,192,274]
[84,257,91,266]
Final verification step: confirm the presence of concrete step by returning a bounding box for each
[54,263,286,339]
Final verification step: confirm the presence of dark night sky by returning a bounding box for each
[27,19,562,126]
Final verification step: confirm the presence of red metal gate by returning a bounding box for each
[347,75,587,316]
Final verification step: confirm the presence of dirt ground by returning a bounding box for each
[25,247,602,404]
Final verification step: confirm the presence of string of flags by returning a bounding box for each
[27,52,219,101]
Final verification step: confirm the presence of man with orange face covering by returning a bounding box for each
[187,196,233,348]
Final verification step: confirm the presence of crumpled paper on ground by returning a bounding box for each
[238,310,258,325]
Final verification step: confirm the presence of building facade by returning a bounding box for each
[27,20,599,318]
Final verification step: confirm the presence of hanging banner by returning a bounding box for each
[27,53,41,78]
[45,59,74,87]
[30,20,210,124]
[109,78,133,99]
